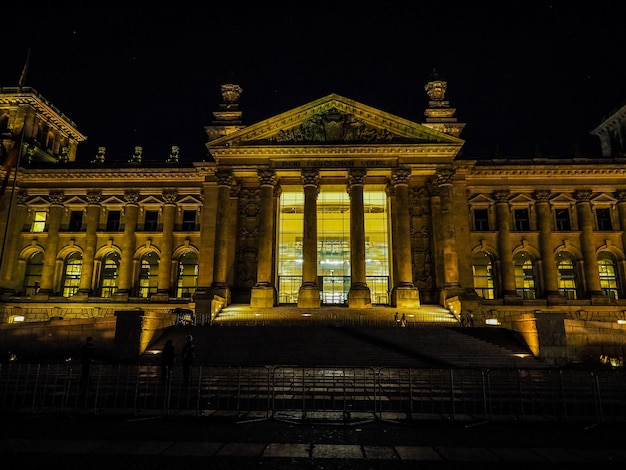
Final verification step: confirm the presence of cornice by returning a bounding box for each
[470,167,626,177]
[210,145,461,158]
[16,166,214,182]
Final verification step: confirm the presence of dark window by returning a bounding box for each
[106,210,121,231]
[474,209,490,231]
[514,209,530,231]
[144,210,159,231]
[555,208,571,231]
[182,210,196,231]
[69,210,83,231]
[596,208,612,231]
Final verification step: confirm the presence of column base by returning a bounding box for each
[209,284,231,306]
[348,285,371,308]
[251,285,277,308]
[393,286,420,309]
[297,285,320,308]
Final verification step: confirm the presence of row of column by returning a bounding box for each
[212,167,420,309]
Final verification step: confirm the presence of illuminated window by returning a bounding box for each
[24,251,44,295]
[598,253,619,300]
[62,252,83,297]
[472,252,494,299]
[31,210,47,232]
[557,254,577,299]
[98,252,120,298]
[176,251,198,298]
[513,252,536,299]
[138,252,159,297]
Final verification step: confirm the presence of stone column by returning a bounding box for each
[494,190,518,298]
[297,168,321,308]
[251,169,278,307]
[155,189,177,300]
[39,191,65,295]
[194,179,218,325]
[391,168,419,308]
[575,189,603,298]
[437,169,460,289]
[115,190,139,299]
[0,191,29,292]
[210,169,234,304]
[616,191,626,252]
[347,169,371,308]
[534,190,559,298]
[76,190,102,298]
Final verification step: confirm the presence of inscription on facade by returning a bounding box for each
[272,159,393,169]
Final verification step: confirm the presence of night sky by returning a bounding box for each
[2,3,625,162]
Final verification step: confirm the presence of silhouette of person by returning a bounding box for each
[80,336,95,386]
[181,335,195,385]
[161,339,175,386]
[394,312,399,326]
[400,313,407,327]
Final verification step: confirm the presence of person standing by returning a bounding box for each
[181,335,195,385]
[79,336,95,386]
[400,313,407,327]
[161,339,175,386]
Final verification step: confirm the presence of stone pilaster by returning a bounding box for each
[39,191,65,296]
[534,190,560,300]
[114,191,139,300]
[210,169,234,304]
[76,190,102,299]
[154,190,177,300]
[575,189,603,299]
[494,190,518,300]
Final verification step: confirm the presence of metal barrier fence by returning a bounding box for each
[1,362,625,423]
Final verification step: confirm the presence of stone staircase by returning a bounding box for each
[143,324,551,369]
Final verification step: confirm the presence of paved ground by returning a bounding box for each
[1,410,625,469]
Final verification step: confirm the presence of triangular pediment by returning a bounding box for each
[178,195,202,205]
[509,194,535,205]
[207,94,463,148]
[139,196,164,205]
[550,193,576,204]
[468,194,495,205]
[101,196,125,206]
[64,195,87,206]
[592,193,617,204]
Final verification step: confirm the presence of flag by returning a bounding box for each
[18,48,31,87]
[0,131,23,196]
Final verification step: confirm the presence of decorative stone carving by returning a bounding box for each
[215,169,234,187]
[221,84,243,104]
[239,188,260,217]
[86,190,102,204]
[435,168,455,186]
[124,190,139,204]
[534,189,551,202]
[301,168,320,188]
[17,190,28,204]
[258,169,277,187]
[163,189,178,204]
[616,190,626,202]
[493,190,510,203]
[58,146,69,163]
[166,145,180,163]
[129,146,142,164]
[93,147,106,164]
[48,190,65,205]
[575,189,593,202]
[270,109,394,143]
[391,168,411,186]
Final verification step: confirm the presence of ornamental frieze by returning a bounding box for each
[268,109,395,143]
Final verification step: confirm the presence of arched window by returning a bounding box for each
[99,252,120,298]
[62,252,83,297]
[598,253,619,300]
[472,251,495,299]
[176,251,198,298]
[24,251,44,296]
[513,252,536,299]
[138,252,159,298]
[557,253,577,299]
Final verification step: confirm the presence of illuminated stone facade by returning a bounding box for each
[1,78,626,364]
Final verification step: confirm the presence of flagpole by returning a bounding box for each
[0,127,25,286]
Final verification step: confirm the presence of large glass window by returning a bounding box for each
[472,252,494,299]
[177,251,198,298]
[62,252,83,297]
[557,253,577,299]
[277,191,303,304]
[364,191,389,304]
[31,211,47,232]
[598,253,619,300]
[138,252,159,297]
[513,252,536,299]
[24,251,44,295]
[98,252,120,298]
[473,209,490,231]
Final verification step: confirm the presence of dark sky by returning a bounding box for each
[2,3,625,162]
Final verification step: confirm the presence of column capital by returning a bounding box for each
[301,168,320,188]
[493,189,510,203]
[216,169,234,187]
[615,190,626,202]
[86,190,102,205]
[534,189,551,202]
[162,189,178,204]
[17,190,28,205]
[123,190,140,205]
[435,168,455,186]
[48,190,65,205]
[575,189,592,202]
[258,169,277,187]
[391,168,411,186]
